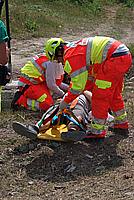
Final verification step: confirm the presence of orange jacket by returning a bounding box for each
[63,36,128,104]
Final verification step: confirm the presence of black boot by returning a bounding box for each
[13,122,39,139]
[27,125,39,135]
[108,127,129,138]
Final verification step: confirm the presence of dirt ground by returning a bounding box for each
[0,31,134,200]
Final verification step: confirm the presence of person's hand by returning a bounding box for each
[83,90,92,102]
[59,99,68,111]
[56,98,62,104]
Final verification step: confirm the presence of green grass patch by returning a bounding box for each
[1,0,107,39]
[128,44,134,56]
[0,0,133,44]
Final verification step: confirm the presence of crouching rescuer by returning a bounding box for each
[44,36,132,138]
[11,49,69,111]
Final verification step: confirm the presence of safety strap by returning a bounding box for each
[36,104,59,127]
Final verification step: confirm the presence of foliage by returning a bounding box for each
[117,0,134,7]
[128,44,134,57]
[1,0,134,40]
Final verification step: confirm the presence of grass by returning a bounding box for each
[128,44,134,56]
[1,0,133,41]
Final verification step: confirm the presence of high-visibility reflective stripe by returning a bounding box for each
[91,117,106,134]
[27,99,40,111]
[113,44,129,54]
[31,58,45,75]
[70,65,88,78]
[86,37,116,65]
[21,61,42,78]
[114,112,127,124]
[27,99,36,111]
[18,81,26,87]
[31,100,36,111]
[64,62,88,93]
[33,55,39,60]
[102,38,115,61]
[39,77,44,82]
[71,70,88,91]
[92,36,111,64]
[114,118,127,124]
[91,121,105,130]
[92,117,106,125]
[112,109,127,124]
[37,94,47,102]
[115,112,127,121]
[21,73,39,84]
[86,37,93,67]
[95,79,112,89]
[34,101,40,110]
[112,108,126,117]
[64,60,72,74]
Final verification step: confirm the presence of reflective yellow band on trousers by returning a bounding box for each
[91,122,105,130]
[115,112,127,121]
[31,100,36,111]
[95,79,112,89]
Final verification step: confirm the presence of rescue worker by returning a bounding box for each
[44,37,132,138]
[11,53,69,111]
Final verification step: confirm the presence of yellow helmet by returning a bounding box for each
[45,38,64,61]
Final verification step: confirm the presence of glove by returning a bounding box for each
[59,99,68,111]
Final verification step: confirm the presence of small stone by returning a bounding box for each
[28,181,34,185]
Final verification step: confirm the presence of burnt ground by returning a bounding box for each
[0,34,134,200]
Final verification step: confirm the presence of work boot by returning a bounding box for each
[61,122,86,142]
[61,129,106,141]
[13,122,39,140]
[68,122,80,131]
[113,128,129,138]
[108,126,129,138]
[11,91,22,111]
[27,125,39,135]
[61,130,87,142]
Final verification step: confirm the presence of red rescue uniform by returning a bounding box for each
[17,54,64,111]
[62,36,132,134]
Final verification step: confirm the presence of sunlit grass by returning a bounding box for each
[0,0,132,40]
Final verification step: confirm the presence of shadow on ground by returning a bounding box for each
[13,133,128,183]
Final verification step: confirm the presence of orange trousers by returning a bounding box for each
[17,83,54,111]
[91,53,132,128]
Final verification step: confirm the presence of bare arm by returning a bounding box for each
[0,20,9,65]
[0,42,8,65]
